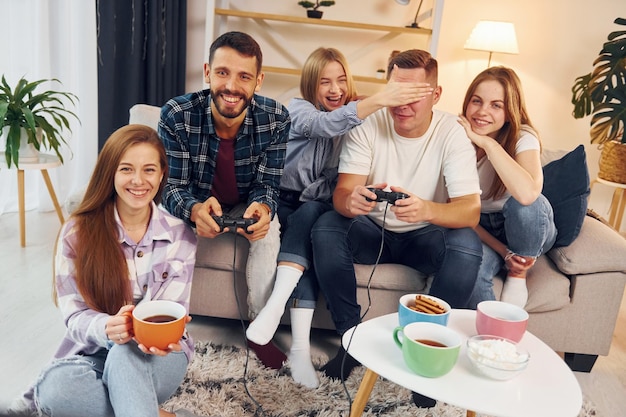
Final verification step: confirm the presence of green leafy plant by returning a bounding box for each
[571,17,626,146]
[0,75,79,168]
[297,0,335,10]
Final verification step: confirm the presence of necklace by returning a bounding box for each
[122,222,149,232]
[119,207,152,232]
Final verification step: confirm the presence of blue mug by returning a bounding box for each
[398,293,450,327]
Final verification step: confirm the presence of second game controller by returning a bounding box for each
[212,215,257,234]
[365,188,409,205]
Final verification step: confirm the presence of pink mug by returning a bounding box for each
[476,300,529,343]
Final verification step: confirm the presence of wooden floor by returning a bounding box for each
[1,210,625,416]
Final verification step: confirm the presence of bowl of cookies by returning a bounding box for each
[398,294,450,327]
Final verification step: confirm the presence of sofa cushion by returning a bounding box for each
[541,145,590,247]
[540,148,567,165]
[195,234,249,273]
[493,255,571,313]
[129,104,160,130]
[548,215,626,275]
[355,263,428,292]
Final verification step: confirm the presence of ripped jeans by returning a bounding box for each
[467,195,557,309]
[34,342,187,417]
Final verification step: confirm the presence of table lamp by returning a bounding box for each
[464,20,519,66]
[395,0,425,29]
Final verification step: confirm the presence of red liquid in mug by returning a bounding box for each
[416,339,447,347]
[144,315,177,323]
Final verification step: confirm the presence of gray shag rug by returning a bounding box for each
[164,342,598,417]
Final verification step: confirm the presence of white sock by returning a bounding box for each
[500,276,528,308]
[288,307,319,388]
[246,265,303,345]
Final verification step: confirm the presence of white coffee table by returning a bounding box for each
[343,310,582,417]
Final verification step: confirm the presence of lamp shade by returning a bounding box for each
[464,21,519,55]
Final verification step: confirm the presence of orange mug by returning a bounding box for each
[132,300,186,350]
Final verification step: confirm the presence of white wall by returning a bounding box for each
[186,0,625,226]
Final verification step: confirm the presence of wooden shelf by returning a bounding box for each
[262,65,387,84]
[214,8,432,35]
[211,4,444,91]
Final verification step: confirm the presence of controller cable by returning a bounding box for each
[223,203,387,416]
[230,227,267,416]
[340,202,390,414]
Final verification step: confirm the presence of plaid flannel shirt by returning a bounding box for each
[159,89,290,224]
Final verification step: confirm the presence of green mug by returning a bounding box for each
[393,322,461,378]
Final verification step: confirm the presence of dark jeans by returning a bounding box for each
[277,192,333,308]
[311,211,482,334]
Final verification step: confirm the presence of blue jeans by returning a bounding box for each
[467,194,557,309]
[311,211,483,334]
[34,343,188,417]
[277,192,333,309]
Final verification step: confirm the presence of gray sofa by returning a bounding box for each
[130,104,626,372]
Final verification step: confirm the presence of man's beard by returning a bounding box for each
[211,88,253,119]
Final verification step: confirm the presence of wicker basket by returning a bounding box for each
[598,140,626,184]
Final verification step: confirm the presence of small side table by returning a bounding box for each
[591,177,626,231]
[343,311,582,417]
[0,153,65,247]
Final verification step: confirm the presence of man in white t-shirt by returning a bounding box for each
[310,50,483,391]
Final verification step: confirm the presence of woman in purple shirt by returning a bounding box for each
[19,125,198,417]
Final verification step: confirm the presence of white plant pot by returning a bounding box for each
[1,126,40,163]
[18,128,40,162]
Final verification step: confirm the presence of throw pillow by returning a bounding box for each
[542,144,590,247]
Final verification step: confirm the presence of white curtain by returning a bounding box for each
[0,0,98,216]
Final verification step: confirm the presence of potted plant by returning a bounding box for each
[571,17,626,184]
[297,0,335,19]
[0,75,79,168]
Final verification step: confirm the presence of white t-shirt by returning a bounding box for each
[340,108,480,232]
[478,130,540,213]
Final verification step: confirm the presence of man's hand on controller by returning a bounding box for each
[241,202,271,241]
[361,185,428,224]
[363,184,409,205]
[349,183,388,215]
[389,186,431,224]
[191,198,223,238]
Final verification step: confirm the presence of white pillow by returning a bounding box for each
[128,104,161,131]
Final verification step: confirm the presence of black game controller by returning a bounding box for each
[212,215,257,234]
[365,188,409,205]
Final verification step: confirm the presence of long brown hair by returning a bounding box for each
[300,47,358,110]
[462,66,539,200]
[55,124,168,314]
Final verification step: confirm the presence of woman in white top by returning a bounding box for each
[458,66,557,309]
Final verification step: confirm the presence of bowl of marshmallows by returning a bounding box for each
[466,335,530,381]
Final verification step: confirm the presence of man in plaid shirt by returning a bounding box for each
[159,31,290,369]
